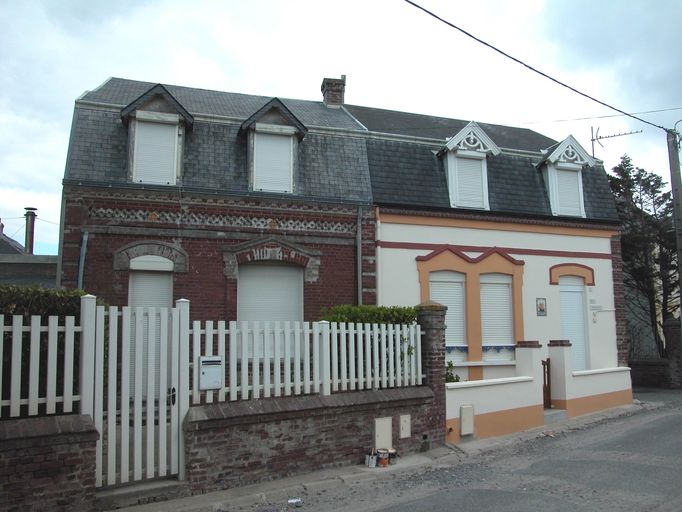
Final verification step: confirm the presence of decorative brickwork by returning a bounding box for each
[548,339,572,347]
[0,415,98,511]
[611,236,630,366]
[516,340,542,348]
[113,240,189,272]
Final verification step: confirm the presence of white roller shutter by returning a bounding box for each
[133,120,178,185]
[254,132,293,193]
[456,157,484,208]
[556,169,581,216]
[129,270,173,393]
[429,271,466,347]
[480,274,513,346]
[237,264,303,322]
[560,276,588,371]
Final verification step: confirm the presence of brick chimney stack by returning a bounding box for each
[24,207,37,255]
[321,75,346,107]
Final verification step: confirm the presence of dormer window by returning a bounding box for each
[253,124,295,193]
[443,121,500,210]
[120,84,194,187]
[132,112,181,185]
[540,136,594,218]
[240,98,308,195]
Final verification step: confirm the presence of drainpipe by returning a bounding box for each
[356,207,363,305]
[77,230,89,290]
[24,207,37,254]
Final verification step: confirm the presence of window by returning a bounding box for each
[544,163,585,217]
[132,111,180,185]
[445,151,489,209]
[253,124,295,193]
[237,263,303,322]
[429,271,466,348]
[480,273,514,361]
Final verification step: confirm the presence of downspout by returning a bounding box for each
[375,206,381,306]
[77,230,89,290]
[356,207,363,305]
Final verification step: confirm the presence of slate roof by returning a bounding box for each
[82,78,361,130]
[345,104,557,153]
[0,230,23,254]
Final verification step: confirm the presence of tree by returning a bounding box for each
[609,155,678,357]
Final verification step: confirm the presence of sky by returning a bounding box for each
[0,0,680,255]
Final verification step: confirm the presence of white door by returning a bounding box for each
[237,263,304,321]
[559,276,588,371]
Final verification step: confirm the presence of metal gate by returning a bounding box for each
[92,300,189,487]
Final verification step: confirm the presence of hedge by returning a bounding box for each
[0,285,87,319]
[319,304,417,325]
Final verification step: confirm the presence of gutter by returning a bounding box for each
[77,230,89,290]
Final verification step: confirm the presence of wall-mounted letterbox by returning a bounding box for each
[199,356,223,391]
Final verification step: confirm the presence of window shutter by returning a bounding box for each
[456,157,484,207]
[556,169,581,216]
[480,274,513,345]
[254,133,292,192]
[429,272,466,346]
[237,264,303,322]
[133,121,177,185]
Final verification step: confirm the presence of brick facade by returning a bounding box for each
[0,415,98,512]
[611,236,630,366]
[60,187,376,320]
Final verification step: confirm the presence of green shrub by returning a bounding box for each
[319,304,417,325]
[0,285,86,319]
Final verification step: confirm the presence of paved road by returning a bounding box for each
[249,389,682,512]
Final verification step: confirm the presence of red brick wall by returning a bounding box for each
[611,236,630,366]
[60,188,377,321]
[0,415,98,511]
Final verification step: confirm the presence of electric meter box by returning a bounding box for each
[199,356,223,391]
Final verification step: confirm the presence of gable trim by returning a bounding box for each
[543,135,595,167]
[120,84,194,127]
[240,98,308,140]
[445,121,501,156]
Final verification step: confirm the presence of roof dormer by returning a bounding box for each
[540,135,595,218]
[443,121,500,210]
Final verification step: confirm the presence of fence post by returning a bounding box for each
[176,298,190,480]
[321,321,331,396]
[79,294,96,419]
[415,301,447,448]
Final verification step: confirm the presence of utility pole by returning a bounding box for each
[667,126,682,383]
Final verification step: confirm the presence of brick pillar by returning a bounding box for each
[611,236,630,366]
[664,316,682,388]
[415,301,446,448]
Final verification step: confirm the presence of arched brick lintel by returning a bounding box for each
[223,237,321,283]
[549,263,595,285]
[113,241,189,272]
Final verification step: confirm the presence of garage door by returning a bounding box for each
[237,263,304,322]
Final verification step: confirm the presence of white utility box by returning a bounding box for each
[199,356,223,390]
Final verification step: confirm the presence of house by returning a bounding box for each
[0,210,57,288]
[59,77,375,320]
[58,76,631,443]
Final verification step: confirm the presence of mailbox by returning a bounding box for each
[199,356,223,391]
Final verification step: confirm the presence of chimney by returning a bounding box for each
[24,207,37,255]
[321,75,346,107]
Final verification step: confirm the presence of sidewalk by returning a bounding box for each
[118,394,663,512]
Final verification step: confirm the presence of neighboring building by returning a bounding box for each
[0,213,57,288]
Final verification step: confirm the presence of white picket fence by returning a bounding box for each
[189,320,422,405]
[0,295,423,489]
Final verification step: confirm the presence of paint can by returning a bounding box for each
[388,448,397,465]
[377,449,389,467]
[365,452,377,468]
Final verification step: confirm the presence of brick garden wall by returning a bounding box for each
[611,236,630,366]
[184,387,438,493]
[0,415,98,512]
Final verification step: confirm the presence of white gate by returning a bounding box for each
[92,299,189,487]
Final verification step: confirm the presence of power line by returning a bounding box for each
[36,217,59,226]
[404,0,668,133]
[521,107,682,126]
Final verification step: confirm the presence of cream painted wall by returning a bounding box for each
[446,377,539,418]
[381,223,613,254]
[378,222,618,370]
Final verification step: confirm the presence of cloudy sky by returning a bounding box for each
[1,0,680,254]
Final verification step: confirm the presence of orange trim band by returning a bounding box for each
[446,404,544,444]
[552,388,632,418]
